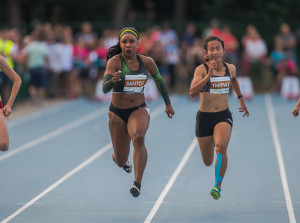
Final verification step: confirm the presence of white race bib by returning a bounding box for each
[123,74,147,93]
[210,76,231,94]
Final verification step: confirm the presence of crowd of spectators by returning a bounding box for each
[0,19,299,104]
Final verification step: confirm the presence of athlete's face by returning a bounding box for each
[120,33,138,56]
[206,40,224,61]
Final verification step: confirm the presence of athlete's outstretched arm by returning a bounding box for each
[143,56,174,118]
[229,64,249,117]
[151,68,171,105]
[292,97,300,117]
[0,55,21,116]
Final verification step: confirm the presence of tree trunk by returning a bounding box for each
[113,0,129,29]
[6,0,21,27]
[173,0,186,33]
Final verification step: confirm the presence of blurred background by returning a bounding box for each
[1,0,300,106]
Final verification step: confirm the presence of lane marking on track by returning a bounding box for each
[7,100,75,128]
[0,106,108,162]
[144,138,197,223]
[1,142,112,223]
[1,97,179,222]
[265,94,296,223]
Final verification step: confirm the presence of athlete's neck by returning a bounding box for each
[123,54,137,63]
[215,61,224,71]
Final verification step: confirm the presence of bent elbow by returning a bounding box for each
[189,90,197,98]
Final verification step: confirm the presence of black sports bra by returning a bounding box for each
[200,62,231,92]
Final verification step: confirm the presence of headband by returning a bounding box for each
[119,29,139,39]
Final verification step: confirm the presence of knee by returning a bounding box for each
[132,133,145,147]
[112,154,126,167]
[203,159,213,166]
[0,142,9,152]
[215,143,227,154]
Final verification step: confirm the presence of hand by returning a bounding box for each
[111,71,122,83]
[3,104,12,117]
[165,104,175,118]
[208,60,217,76]
[292,107,299,117]
[239,100,249,117]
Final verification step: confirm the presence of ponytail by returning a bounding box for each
[106,43,122,61]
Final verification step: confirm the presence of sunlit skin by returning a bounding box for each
[104,32,174,187]
[0,55,22,152]
[292,98,300,117]
[189,39,249,190]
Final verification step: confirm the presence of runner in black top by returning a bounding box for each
[102,27,174,197]
[190,36,249,200]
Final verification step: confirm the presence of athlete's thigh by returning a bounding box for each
[197,135,215,165]
[0,111,9,145]
[127,107,150,139]
[108,111,131,155]
[213,122,232,151]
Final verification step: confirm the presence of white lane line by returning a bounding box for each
[7,100,74,128]
[1,142,113,223]
[0,107,108,162]
[265,94,296,223]
[1,100,177,222]
[144,138,197,223]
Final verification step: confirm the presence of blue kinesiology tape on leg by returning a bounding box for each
[215,153,223,186]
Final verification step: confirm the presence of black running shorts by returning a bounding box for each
[195,109,233,137]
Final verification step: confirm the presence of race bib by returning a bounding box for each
[210,76,231,94]
[123,74,147,93]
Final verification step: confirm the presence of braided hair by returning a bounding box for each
[106,27,139,61]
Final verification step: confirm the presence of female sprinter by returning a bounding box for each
[292,97,300,117]
[189,36,249,200]
[0,55,22,151]
[102,27,174,197]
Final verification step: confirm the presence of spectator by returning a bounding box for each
[270,37,286,92]
[160,23,180,90]
[221,25,239,66]
[276,23,297,63]
[23,30,49,104]
[241,25,267,89]
[201,19,222,41]
[75,21,97,47]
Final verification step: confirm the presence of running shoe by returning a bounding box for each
[130,181,141,197]
[123,161,132,173]
[210,186,221,200]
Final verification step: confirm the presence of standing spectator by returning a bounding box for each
[221,25,239,66]
[75,21,97,47]
[201,19,222,41]
[276,23,297,63]
[23,30,49,104]
[73,37,90,97]
[241,25,267,89]
[185,38,204,86]
[182,23,197,48]
[160,24,180,90]
[270,37,287,92]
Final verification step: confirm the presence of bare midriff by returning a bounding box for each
[199,92,229,112]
